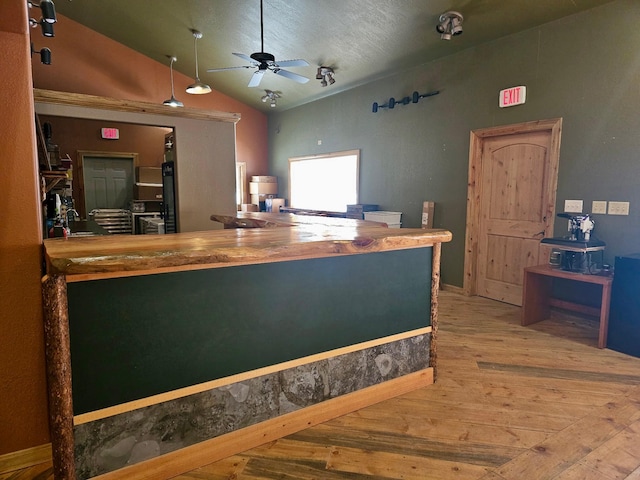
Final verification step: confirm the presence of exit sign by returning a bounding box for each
[101,127,120,139]
[499,86,526,108]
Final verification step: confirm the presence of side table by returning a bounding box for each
[522,264,613,348]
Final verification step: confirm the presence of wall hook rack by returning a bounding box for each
[372,90,439,113]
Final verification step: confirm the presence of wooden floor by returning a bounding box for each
[6,291,640,479]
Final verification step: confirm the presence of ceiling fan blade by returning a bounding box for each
[275,59,309,68]
[207,65,254,72]
[248,69,265,87]
[273,68,309,84]
[232,52,260,65]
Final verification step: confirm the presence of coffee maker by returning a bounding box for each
[541,212,605,274]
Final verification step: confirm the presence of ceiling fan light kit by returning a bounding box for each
[186,29,212,94]
[372,90,439,113]
[436,11,463,40]
[163,56,184,107]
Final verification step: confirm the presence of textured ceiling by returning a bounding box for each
[54,0,615,113]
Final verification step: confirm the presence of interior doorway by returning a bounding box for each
[77,151,138,218]
[463,118,562,306]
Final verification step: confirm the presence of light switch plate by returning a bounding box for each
[592,201,607,214]
[608,201,630,215]
[564,199,583,213]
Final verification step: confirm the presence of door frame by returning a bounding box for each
[77,150,139,218]
[463,118,563,297]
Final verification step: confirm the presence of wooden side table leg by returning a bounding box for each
[598,282,612,349]
[522,270,552,326]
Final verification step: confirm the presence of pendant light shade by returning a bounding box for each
[186,30,211,95]
[163,56,184,107]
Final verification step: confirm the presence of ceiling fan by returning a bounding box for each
[206,0,310,88]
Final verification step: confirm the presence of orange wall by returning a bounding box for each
[31,13,269,179]
[38,116,171,170]
[0,1,268,455]
[0,1,51,453]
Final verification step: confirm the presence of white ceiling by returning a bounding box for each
[54,0,615,113]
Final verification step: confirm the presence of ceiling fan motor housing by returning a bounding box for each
[250,52,275,65]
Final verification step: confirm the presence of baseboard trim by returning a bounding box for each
[0,443,52,475]
[93,368,434,480]
[442,283,464,295]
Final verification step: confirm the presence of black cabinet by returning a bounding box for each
[607,253,640,357]
[162,161,177,233]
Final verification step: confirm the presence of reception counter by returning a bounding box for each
[42,213,452,479]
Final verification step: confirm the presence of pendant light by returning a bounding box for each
[186,29,211,95]
[163,56,184,107]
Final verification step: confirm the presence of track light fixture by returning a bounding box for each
[316,66,336,87]
[261,89,280,108]
[31,42,51,65]
[436,11,463,40]
[28,0,57,23]
[27,0,56,62]
[186,30,212,95]
[163,56,184,107]
[372,90,439,113]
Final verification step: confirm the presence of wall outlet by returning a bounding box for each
[564,199,583,213]
[608,201,630,215]
[592,201,607,214]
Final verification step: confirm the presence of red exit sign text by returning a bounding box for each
[101,127,120,140]
[499,86,526,108]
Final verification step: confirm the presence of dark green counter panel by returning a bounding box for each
[67,248,432,414]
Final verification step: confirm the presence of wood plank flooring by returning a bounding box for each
[5,290,640,479]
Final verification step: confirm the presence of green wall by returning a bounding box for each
[268,0,640,287]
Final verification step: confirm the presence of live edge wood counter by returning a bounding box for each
[42,214,451,480]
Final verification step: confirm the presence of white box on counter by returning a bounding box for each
[364,211,402,227]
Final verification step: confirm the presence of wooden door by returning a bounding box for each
[464,119,562,306]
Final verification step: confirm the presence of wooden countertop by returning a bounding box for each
[43,212,452,280]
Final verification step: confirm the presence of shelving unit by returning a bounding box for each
[41,171,68,195]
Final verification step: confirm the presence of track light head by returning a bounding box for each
[450,16,463,35]
[30,17,54,37]
[40,19,54,37]
[39,0,57,23]
[28,0,57,23]
[31,42,51,65]
[40,47,51,64]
